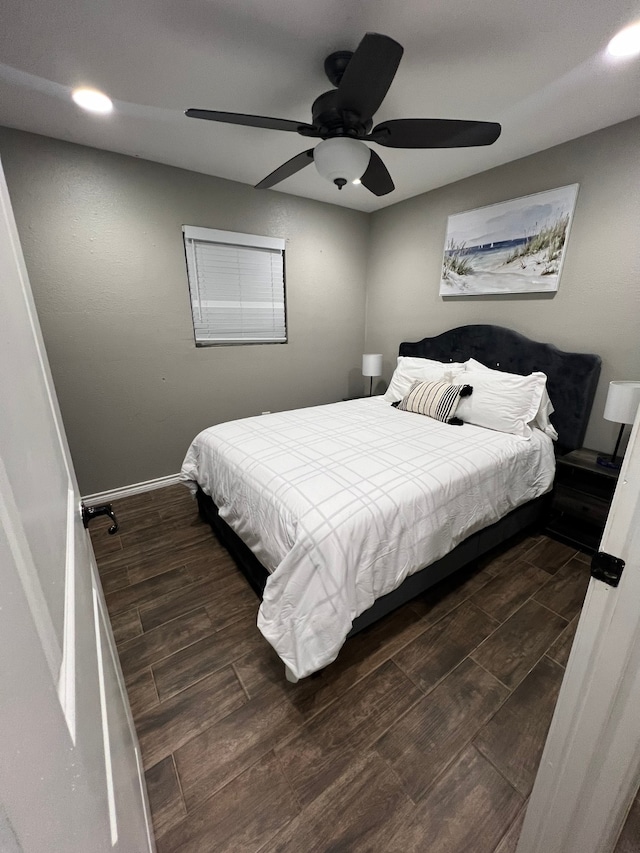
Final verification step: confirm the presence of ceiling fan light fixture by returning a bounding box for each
[313,138,371,190]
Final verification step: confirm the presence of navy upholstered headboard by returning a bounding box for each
[399,325,601,454]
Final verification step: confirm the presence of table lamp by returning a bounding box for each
[362,353,383,397]
[597,380,640,469]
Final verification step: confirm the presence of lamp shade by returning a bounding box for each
[314,138,371,187]
[362,353,383,377]
[603,381,640,425]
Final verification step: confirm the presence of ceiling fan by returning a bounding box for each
[185,33,501,197]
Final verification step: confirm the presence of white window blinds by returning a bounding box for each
[183,226,287,345]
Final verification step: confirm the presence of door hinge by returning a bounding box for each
[591,551,625,588]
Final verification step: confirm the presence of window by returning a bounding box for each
[182,225,287,345]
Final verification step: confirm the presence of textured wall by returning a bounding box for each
[0,128,370,494]
[365,116,640,452]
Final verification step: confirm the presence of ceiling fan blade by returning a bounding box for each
[186,109,316,135]
[360,149,394,196]
[255,149,315,189]
[335,33,404,120]
[369,119,502,148]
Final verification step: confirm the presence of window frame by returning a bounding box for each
[182,225,288,347]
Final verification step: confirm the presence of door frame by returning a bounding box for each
[517,413,640,853]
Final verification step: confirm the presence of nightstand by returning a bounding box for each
[545,448,620,554]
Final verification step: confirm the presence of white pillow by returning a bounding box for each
[384,357,466,402]
[457,369,547,438]
[464,358,558,440]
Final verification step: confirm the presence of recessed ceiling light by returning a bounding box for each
[352,178,362,185]
[72,88,113,114]
[607,22,640,58]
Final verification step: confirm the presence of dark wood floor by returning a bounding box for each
[90,485,635,852]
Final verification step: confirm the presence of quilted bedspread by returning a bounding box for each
[181,397,555,678]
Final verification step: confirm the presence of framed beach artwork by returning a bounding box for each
[440,184,579,296]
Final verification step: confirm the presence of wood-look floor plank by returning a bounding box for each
[90,528,124,561]
[493,802,528,853]
[144,756,187,841]
[261,752,414,853]
[99,566,129,595]
[150,483,193,504]
[139,573,255,632]
[115,528,215,578]
[136,666,246,769]
[174,687,305,812]
[182,552,242,584]
[158,751,298,853]
[471,560,549,623]
[275,660,422,807]
[91,547,129,573]
[385,745,523,853]
[158,502,201,522]
[534,556,590,621]
[123,667,159,719]
[471,599,567,689]
[152,615,266,701]
[375,658,509,803]
[474,655,565,797]
[547,615,579,668]
[112,491,155,511]
[573,549,591,565]
[117,511,171,547]
[203,584,260,632]
[124,524,214,557]
[118,608,215,678]
[393,601,498,694]
[109,607,142,644]
[125,555,199,586]
[408,563,494,624]
[480,534,542,577]
[524,537,577,575]
[235,603,430,720]
[106,566,194,615]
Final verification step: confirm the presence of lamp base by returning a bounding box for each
[596,455,622,470]
[597,423,626,471]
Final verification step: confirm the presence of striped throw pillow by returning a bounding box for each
[396,380,472,424]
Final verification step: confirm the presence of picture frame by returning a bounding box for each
[440,184,579,296]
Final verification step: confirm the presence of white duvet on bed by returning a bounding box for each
[181,397,555,679]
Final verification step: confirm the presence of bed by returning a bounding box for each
[181,325,601,681]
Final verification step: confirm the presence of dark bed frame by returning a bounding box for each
[195,325,601,648]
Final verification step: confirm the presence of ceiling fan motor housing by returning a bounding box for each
[323,51,354,87]
[311,90,373,138]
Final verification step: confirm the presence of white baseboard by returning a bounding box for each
[82,473,182,506]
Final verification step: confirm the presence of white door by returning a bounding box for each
[517,411,640,852]
[0,158,154,852]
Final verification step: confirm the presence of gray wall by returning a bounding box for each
[0,128,370,494]
[365,116,640,453]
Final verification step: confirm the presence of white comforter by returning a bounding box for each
[181,397,555,678]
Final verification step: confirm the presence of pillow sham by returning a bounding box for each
[395,380,473,423]
[464,357,558,439]
[384,356,466,403]
[456,369,547,439]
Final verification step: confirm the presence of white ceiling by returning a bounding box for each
[1,0,638,212]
